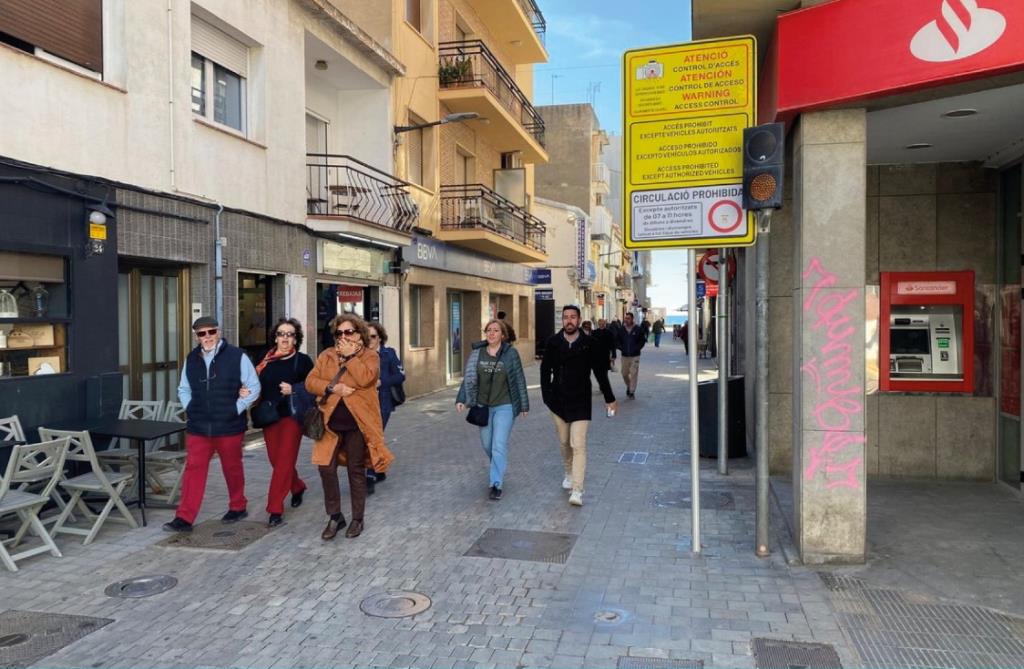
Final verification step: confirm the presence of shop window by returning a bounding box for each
[409,284,434,347]
[0,251,69,378]
[518,295,529,336]
[191,15,249,134]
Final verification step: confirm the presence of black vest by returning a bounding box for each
[184,342,247,436]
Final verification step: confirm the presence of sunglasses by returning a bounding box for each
[195,328,218,337]
[334,328,358,338]
[275,331,297,338]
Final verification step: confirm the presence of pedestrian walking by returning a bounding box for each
[652,318,665,347]
[251,317,313,528]
[593,318,617,371]
[541,305,616,507]
[456,319,529,501]
[306,313,394,540]
[497,310,517,343]
[681,322,690,356]
[365,321,405,492]
[163,316,261,533]
[615,312,647,399]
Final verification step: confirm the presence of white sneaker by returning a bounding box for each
[569,490,583,506]
[561,476,572,491]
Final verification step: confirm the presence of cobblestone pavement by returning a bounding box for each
[3,339,863,668]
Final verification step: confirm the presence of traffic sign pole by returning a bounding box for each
[718,247,729,476]
[688,249,701,554]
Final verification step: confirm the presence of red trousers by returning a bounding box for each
[263,418,306,514]
[176,432,247,524]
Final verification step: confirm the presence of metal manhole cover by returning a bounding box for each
[617,658,704,669]
[652,490,734,509]
[359,591,432,618]
[0,611,113,669]
[464,528,577,564]
[104,575,177,599]
[157,519,270,551]
[752,638,842,668]
[618,451,649,464]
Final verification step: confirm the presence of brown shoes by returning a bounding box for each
[321,514,346,540]
[345,519,363,538]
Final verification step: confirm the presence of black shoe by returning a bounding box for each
[375,472,387,483]
[290,490,304,508]
[489,485,502,501]
[627,391,635,399]
[222,509,248,523]
[366,476,376,495]
[268,513,283,527]
[162,517,193,533]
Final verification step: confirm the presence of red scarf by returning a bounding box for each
[256,348,295,376]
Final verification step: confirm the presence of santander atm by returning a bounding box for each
[880,271,974,393]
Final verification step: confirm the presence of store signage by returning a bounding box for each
[768,0,1024,121]
[585,261,597,285]
[696,280,706,298]
[404,235,532,285]
[528,268,552,284]
[575,218,588,280]
[896,280,957,296]
[623,37,757,249]
[337,285,364,302]
[706,282,719,297]
[535,288,554,300]
[88,223,107,240]
[319,240,387,280]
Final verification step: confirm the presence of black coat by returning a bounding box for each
[541,331,615,422]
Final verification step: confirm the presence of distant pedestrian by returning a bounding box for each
[497,310,517,343]
[652,318,665,347]
[163,316,261,533]
[251,317,314,527]
[456,319,529,501]
[681,322,690,356]
[541,305,616,507]
[615,312,647,399]
[365,321,405,492]
[593,318,616,371]
[306,313,394,540]
[581,320,593,335]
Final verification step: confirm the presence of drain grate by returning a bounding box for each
[157,519,270,551]
[618,451,649,464]
[617,658,703,669]
[651,490,734,510]
[104,574,177,599]
[0,610,113,669]
[752,638,842,668]
[359,591,432,618]
[464,528,577,564]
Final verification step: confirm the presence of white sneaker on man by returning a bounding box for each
[561,476,572,491]
[569,490,583,506]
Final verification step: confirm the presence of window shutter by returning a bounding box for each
[408,129,424,186]
[191,16,247,77]
[0,0,102,72]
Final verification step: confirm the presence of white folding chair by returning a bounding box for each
[144,401,187,504]
[3,415,74,522]
[0,415,26,443]
[0,438,69,572]
[39,428,138,545]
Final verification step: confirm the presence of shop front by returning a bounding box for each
[315,238,397,354]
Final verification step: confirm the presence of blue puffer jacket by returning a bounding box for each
[456,341,529,415]
[377,346,405,427]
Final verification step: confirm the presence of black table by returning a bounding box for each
[81,419,186,527]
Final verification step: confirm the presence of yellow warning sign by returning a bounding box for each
[623,37,756,249]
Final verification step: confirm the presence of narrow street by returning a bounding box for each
[3,338,862,669]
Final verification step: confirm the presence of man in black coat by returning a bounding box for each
[541,305,617,507]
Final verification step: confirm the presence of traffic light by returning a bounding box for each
[742,122,785,211]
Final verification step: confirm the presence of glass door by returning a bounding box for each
[448,292,463,379]
[998,164,1022,489]
[118,265,185,404]
[238,272,273,364]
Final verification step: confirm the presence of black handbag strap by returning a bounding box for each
[317,363,348,406]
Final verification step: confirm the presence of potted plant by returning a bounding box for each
[438,58,472,86]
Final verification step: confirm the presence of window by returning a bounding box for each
[0,0,103,73]
[191,16,248,133]
[0,251,69,378]
[455,148,474,185]
[501,152,523,169]
[406,0,421,31]
[409,284,435,347]
[407,114,426,186]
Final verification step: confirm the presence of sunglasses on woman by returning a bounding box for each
[275,331,296,338]
[335,328,357,338]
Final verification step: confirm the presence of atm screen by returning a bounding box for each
[891,329,930,355]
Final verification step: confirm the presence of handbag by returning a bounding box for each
[251,400,281,429]
[465,349,498,428]
[389,383,406,407]
[302,363,347,441]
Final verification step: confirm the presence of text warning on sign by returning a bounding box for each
[632,186,745,241]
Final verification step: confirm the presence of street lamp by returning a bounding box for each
[394,112,480,133]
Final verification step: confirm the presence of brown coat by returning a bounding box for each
[305,347,394,472]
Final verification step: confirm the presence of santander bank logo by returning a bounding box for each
[910,0,1006,62]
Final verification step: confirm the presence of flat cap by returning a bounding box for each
[191,316,219,330]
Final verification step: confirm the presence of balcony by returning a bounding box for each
[590,205,613,241]
[439,184,547,263]
[592,162,610,194]
[306,154,418,242]
[438,40,548,164]
[464,0,547,63]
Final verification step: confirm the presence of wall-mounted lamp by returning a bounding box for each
[85,202,114,256]
[315,59,328,71]
[394,111,480,134]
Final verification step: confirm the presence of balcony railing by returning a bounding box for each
[516,0,546,43]
[592,162,610,186]
[438,40,545,147]
[440,184,546,253]
[306,154,418,232]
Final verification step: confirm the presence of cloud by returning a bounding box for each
[545,12,636,60]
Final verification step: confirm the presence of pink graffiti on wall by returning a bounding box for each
[800,258,865,490]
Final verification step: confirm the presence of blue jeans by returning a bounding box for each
[478,404,514,488]
[654,332,662,347]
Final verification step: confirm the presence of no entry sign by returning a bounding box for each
[697,250,737,284]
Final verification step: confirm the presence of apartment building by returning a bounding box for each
[392,0,549,395]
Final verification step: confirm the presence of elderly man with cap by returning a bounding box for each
[163,316,262,533]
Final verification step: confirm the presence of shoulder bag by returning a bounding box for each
[302,362,347,440]
[465,350,497,427]
[252,355,299,428]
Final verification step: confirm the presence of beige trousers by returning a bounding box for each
[551,414,590,493]
[621,355,640,393]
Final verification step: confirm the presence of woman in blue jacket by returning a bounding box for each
[366,321,405,491]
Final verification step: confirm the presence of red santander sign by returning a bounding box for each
[765,0,1024,121]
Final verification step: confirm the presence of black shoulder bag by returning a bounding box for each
[302,362,347,440]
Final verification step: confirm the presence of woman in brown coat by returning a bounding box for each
[305,313,394,540]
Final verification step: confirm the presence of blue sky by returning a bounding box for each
[537,0,693,311]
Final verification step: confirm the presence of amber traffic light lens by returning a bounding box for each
[750,173,777,202]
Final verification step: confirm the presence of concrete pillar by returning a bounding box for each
[791,110,867,564]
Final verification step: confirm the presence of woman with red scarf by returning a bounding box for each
[252,317,314,527]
